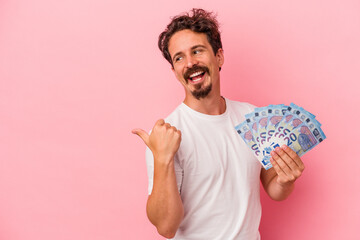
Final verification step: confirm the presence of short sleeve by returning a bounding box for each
[145,147,184,195]
[145,147,154,195]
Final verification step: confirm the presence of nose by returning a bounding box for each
[186,55,199,69]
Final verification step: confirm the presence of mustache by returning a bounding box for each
[183,65,210,81]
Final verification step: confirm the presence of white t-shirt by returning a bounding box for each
[146,98,262,240]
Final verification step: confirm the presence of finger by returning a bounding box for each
[270,157,287,179]
[155,119,165,126]
[131,128,150,146]
[275,146,300,173]
[271,149,292,175]
[281,145,305,170]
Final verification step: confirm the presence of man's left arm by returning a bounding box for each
[260,145,305,201]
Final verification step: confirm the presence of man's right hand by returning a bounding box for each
[132,119,184,238]
[132,119,182,163]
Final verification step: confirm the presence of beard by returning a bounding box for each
[184,65,212,100]
[191,83,212,100]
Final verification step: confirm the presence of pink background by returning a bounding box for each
[1,0,359,239]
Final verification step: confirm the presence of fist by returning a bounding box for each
[132,119,182,161]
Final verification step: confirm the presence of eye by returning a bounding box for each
[174,56,183,62]
[193,49,201,54]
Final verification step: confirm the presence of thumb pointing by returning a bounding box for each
[132,128,150,146]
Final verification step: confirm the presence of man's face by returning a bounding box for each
[168,29,224,100]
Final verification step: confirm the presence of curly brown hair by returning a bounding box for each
[158,8,223,67]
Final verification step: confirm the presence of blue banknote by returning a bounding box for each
[261,104,288,156]
[235,121,272,170]
[235,103,326,170]
[270,117,326,156]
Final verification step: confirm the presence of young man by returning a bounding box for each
[132,8,305,240]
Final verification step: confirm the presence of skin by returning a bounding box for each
[132,29,305,238]
[170,29,225,115]
[132,120,183,238]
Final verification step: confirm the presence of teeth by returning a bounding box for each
[192,78,202,82]
[189,71,204,78]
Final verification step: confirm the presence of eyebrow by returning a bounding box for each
[172,45,207,62]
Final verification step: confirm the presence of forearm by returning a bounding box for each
[265,176,295,201]
[146,158,184,238]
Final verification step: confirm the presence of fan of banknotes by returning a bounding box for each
[235,103,326,170]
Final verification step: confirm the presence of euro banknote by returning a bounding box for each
[235,103,326,169]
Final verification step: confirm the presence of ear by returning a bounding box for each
[216,48,224,68]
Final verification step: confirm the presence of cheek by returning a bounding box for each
[174,68,184,78]
[176,72,184,81]
[174,70,185,83]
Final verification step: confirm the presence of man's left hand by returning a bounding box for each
[270,145,305,186]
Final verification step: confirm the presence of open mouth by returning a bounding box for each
[188,71,206,83]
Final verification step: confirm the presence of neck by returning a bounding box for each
[183,91,226,115]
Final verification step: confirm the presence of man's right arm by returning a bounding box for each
[146,155,184,238]
[132,119,184,238]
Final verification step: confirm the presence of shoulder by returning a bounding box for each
[164,104,183,124]
[157,104,190,130]
[225,98,257,116]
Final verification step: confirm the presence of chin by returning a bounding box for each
[191,84,212,100]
